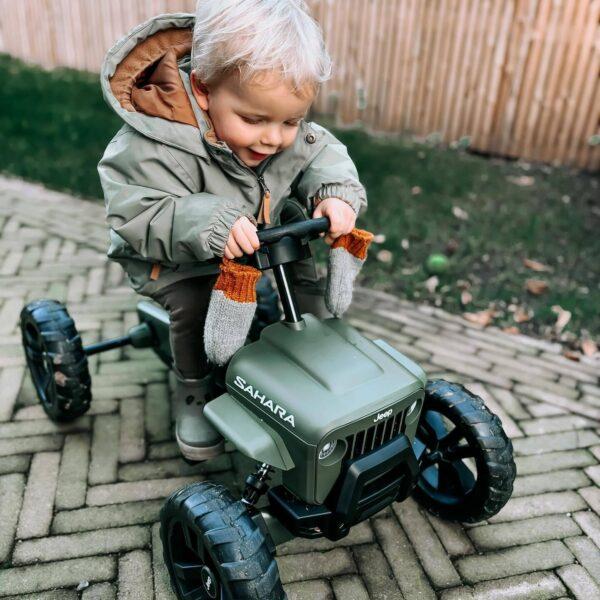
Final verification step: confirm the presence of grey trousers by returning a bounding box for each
[150,263,330,379]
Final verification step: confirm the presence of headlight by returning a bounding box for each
[406,400,418,417]
[319,440,337,460]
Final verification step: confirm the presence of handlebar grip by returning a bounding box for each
[257,217,330,245]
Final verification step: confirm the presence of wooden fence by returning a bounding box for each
[0,0,598,170]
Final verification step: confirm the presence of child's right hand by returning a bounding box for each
[224,216,260,259]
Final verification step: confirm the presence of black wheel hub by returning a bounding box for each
[415,409,478,504]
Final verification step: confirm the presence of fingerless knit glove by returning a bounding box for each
[325,228,374,318]
[204,258,262,366]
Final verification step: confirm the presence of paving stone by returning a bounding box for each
[284,579,333,600]
[557,564,600,599]
[16,451,60,539]
[13,525,150,564]
[277,520,373,555]
[151,522,177,600]
[55,432,90,510]
[372,517,436,600]
[0,473,25,562]
[490,491,588,523]
[88,414,120,485]
[87,476,200,506]
[0,367,24,422]
[118,455,232,482]
[13,401,118,420]
[277,548,355,584]
[145,383,171,443]
[572,511,600,549]
[514,385,600,420]
[51,499,163,534]
[331,575,370,600]
[468,515,581,550]
[585,464,600,487]
[512,469,591,497]
[117,549,153,600]
[425,513,475,557]
[119,398,145,463]
[92,384,145,400]
[520,415,597,435]
[148,442,181,460]
[0,556,116,596]
[515,449,596,475]
[440,571,566,600]
[81,582,116,600]
[392,498,461,587]
[456,540,574,584]
[579,486,600,514]
[428,355,513,388]
[512,430,600,456]
[352,544,401,600]
[564,536,600,585]
[0,453,30,474]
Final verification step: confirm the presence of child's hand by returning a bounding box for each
[225,216,260,259]
[312,197,357,245]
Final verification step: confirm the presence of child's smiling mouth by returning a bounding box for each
[249,149,273,160]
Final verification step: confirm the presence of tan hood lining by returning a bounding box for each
[109,27,198,128]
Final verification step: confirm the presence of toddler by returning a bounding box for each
[98,0,367,460]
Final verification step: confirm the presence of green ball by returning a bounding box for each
[425,253,449,274]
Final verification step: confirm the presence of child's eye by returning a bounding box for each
[241,116,261,124]
[285,121,300,127]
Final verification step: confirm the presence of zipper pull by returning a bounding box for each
[256,175,271,225]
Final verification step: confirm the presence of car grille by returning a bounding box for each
[343,409,407,461]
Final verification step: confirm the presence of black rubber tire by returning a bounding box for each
[160,482,286,600]
[412,379,516,523]
[19,299,91,422]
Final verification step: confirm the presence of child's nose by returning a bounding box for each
[260,124,283,148]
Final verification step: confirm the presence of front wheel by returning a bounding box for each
[412,380,516,523]
[160,482,286,600]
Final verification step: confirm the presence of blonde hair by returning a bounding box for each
[191,0,332,94]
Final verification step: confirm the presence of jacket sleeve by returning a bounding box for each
[294,123,367,217]
[97,129,254,264]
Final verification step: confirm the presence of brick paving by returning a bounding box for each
[0,174,599,599]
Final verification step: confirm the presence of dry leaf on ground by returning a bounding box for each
[514,308,533,323]
[503,326,520,335]
[551,305,572,333]
[463,309,496,327]
[373,233,386,244]
[581,339,598,357]
[563,350,581,362]
[424,276,439,294]
[376,249,393,263]
[523,258,552,272]
[526,279,549,295]
[452,206,469,220]
[461,290,473,305]
[507,175,535,186]
[411,186,422,195]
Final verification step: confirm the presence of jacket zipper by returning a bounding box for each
[232,153,274,226]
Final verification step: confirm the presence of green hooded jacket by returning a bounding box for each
[97,13,367,296]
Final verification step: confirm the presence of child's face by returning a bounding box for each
[192,71,314,168]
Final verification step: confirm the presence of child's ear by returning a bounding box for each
[191,71,210,111]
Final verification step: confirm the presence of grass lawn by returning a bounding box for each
[1,54,598,347]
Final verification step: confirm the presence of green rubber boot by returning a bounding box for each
[173,368,224,461]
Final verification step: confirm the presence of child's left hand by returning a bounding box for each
[312,197,357,245]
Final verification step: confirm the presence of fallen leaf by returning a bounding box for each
[563,350,581,362]
[461,290,473,305]
[452,206,469,220]
[514,308,533,323]
[581,339,598,356]
[551,305,572,333]
[507,175,535,186]
[401,238,410,250]
[373,233,386,244]
[424,276,439,294]
[503,326,520,335]
[411,186,422,195]
[463,309,495,327]
[376,249,393,263]
[526,279,549,295]
[446,238,460,255]
[523,258,552,272]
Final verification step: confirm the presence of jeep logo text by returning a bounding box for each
[373,409,393,423]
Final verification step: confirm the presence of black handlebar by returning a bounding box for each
[256,217,330,246]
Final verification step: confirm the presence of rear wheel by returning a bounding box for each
[20,299,91,421]
[412,379,516,522]
[160,482,285,600]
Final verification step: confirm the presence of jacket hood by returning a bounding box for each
[101,13,214,158]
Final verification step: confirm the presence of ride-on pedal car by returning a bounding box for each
[20,217,516,600]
